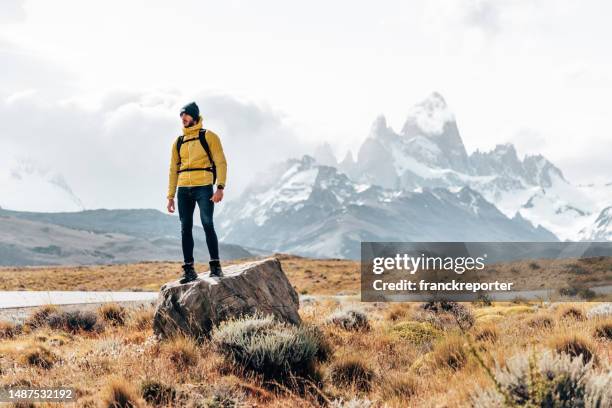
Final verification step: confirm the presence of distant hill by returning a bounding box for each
[0,208,253,266]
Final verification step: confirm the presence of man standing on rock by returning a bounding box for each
[166,102,227,283]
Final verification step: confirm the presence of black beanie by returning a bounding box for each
[180,102,199,120]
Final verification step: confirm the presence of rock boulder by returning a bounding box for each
[153,257,301,339]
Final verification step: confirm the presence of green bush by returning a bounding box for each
[391,321,441,345]
[211,315,327,381]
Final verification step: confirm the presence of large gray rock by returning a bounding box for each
[153,257,301,339]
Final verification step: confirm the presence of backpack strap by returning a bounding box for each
[176,135,184,167]
[198,129,217,184]
[174,130,217,184]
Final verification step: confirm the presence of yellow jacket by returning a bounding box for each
[167,115,227,199]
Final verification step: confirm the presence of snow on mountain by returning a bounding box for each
[219,155,557,259]
[312,142,337,167]
[579,206,612,241]
[0,158,84,212]
[348,92,611,241]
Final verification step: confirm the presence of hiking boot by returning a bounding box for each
[179,262,198,284]
[209,260,223,277]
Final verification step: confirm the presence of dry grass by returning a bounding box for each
[0,257,610,407]
[557,304,587,321]
[99,376,143,408]
[0,254,360,295]
[593,319,612,340]
[549,333,598,364]
[0,320,20,339]
[160,335,199,370]
[98,303,127,326]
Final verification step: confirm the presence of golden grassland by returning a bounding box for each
[0,254,359,295]
[0,256,610,407]
[2,255,609,296]
[0,299,610,407]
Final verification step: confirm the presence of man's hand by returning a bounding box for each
[167,198,175,213]
[211,188,224,203]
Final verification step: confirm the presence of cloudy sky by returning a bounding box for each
[1,0,611,210]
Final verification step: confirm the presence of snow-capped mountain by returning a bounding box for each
[0,158,84,212]
[342,92,611,241]
[219,155,556,259]
[579,206,612,241]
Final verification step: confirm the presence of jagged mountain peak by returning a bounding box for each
[312,142,337,167]
[580,206,612,241]
[401,91,455,136]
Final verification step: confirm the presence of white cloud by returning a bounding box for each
[0,0,26,22]
[1,0,612,209]
[0,88,311,210]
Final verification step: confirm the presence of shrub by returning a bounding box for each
[558,305,586,321]
[326,308,370,331]
[587,303,612,319]
[566,263,588,275]
[559,286,597,300]
[471,350,611,407]
[0,321,20,339]
[528,262,541,270]
[422,301,475,329]
[329,354,375,392]
[391,321,441,345]
[25,305,59,329]
[549,334,597,364]
[211,314,326,381]
[472,293,492,307]
[47,310,102,333]
[526,314,555,329]
[593,320,612,340]
[205,383,245,408]
[98,303,127,326]
[140,380,175,406]
[19,344,57,369]
[430,335,468,371]
[99,377,142,408]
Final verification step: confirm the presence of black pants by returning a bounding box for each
[177,185,219,263]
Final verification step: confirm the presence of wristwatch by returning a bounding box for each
[217,185,224,190]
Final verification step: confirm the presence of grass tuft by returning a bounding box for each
[161,335,199,370]
[549,333,597,364]
[19,344,58,369]
[430,334,468,371]
[99,377,142,408]
[593,320,612,340]
[140,379,176,406]
[98,303,127,326]
[329,354,375,392]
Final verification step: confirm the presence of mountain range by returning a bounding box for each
[2,92,610,262]
[218,92,611,258]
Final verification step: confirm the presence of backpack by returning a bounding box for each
[175,129,217,184]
